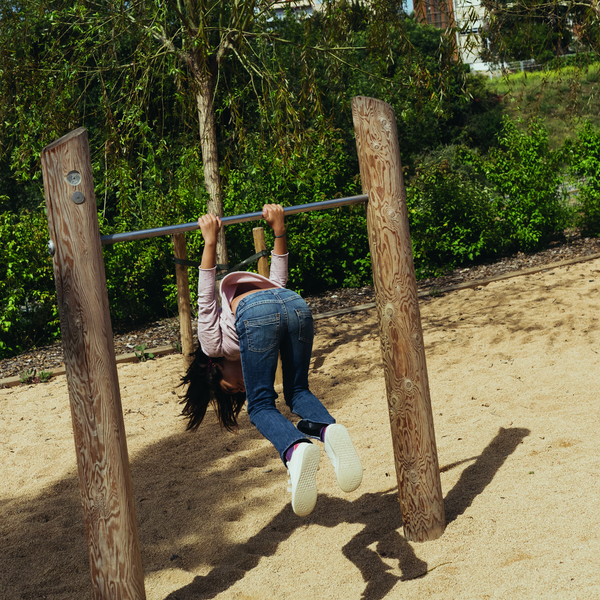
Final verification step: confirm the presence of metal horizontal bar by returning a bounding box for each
[100,194,368,245]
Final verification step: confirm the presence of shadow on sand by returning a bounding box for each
[164,426,530,600]
[2,309,531,599]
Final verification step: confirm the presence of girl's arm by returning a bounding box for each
[196,267,224,357]
[196,213,225,356]
[262,204,287,256]
[262,203,288,287]
[198,214,222,269]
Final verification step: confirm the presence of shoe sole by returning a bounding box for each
[324,424,363,493]
[288,444,320,517]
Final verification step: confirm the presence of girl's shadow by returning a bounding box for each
[165,426,529,600]
[164,489,423,600]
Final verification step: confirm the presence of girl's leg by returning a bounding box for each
[236,289,361,500]
[279,294,336,426]
[279,292,362,493]
[235,291,310,464]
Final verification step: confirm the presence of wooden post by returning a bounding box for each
[252,227,270,278]
[41,128,146,598]
[173,233,195,369]
[253,227,283,385]
[352,97,446,542]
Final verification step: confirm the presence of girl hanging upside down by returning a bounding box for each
[179,203,363,516]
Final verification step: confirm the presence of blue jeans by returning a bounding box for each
[235,288,335,463]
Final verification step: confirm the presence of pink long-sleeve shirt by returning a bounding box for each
[197,252,289,359]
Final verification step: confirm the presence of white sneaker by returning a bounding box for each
[324,424,363,493]
[286,443,320,517]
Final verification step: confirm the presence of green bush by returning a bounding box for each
[406,147,500,276]
[0,209,58,358]
[484,118,570,251]
[569,122,600,235]
[220,129,370,294]
[405,119,583,276]
[0,128,371,359]
[99,143,211,326]
[6,117,596,361]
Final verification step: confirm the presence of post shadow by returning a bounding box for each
[443,426,531,522]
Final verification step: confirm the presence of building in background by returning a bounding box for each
[414,0,491,72]
[452,0,490,72]
[414,0,455,29]
[272,0,320,18]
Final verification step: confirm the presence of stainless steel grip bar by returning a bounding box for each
[100,194,368,245]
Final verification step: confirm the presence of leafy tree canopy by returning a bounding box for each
[482,0,600,63]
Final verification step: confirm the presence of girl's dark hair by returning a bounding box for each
[179,348,246,432]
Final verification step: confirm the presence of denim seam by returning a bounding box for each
[237,298,281,314]
[244,314,280,353]
[236,289,300,315]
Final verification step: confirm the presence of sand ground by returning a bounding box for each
[2,258,600,600]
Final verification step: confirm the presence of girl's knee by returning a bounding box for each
[246,395,279,419]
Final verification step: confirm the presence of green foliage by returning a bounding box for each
[568,123,600,235]
[407,147,500,276]
[487,62,600,149]
[0,210,58,359]
[98,140,211,326]
[454,76,505,151]
[482,0,574,63]
[19,368,53,384]
[5,1,599,362]
[406,118,584,276]
[336,15,478,167]
[37,369,53,383]
[221,127,369,294]
[134,344,154,362]
[19,369,36,384]
[484,118,570,250]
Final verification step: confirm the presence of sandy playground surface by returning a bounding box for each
[2,258,600,599]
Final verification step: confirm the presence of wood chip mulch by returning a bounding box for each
[2,231,600,383]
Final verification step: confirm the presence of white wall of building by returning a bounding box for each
[452,0,492,72]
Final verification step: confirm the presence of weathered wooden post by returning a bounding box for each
[173,233,195,369]
[252,227,270,278]
[41,128,146,598]
[352,97,446,542]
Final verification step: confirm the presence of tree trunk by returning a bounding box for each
[189,52,228,267]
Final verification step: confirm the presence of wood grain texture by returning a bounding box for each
[41,128,146,598]
[173,233,195,369]
[352,97,446,542]
[252,227,270,278]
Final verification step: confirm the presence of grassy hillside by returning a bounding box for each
[487,62,600,148]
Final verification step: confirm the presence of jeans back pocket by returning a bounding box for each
[244,313,280,353]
